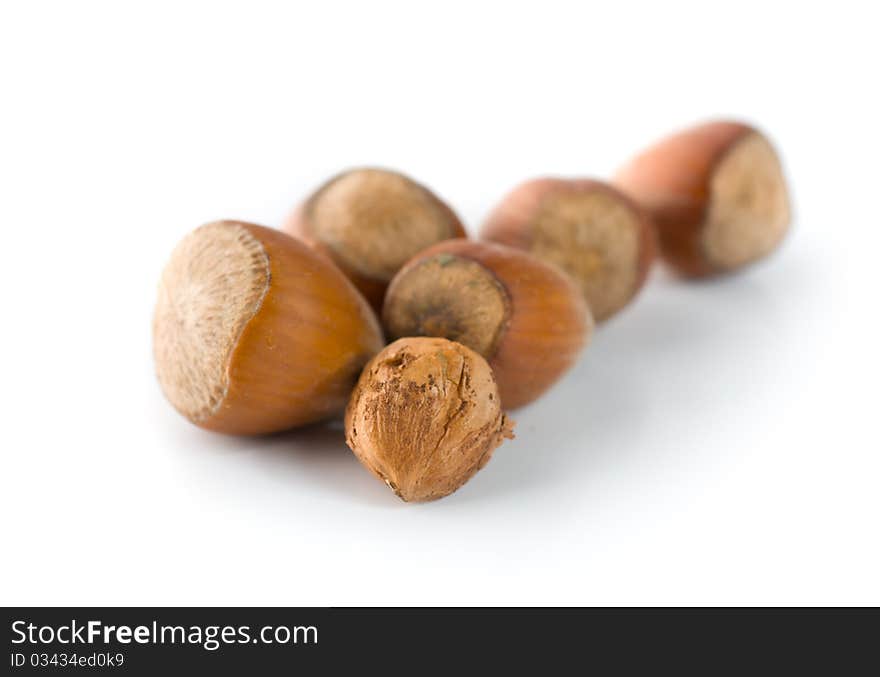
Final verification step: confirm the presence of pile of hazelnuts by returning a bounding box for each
[154,120,791,502]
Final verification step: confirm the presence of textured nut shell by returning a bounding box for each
[153,222,271,425]
[284,168,467,311]
[614,120,790,277]
[481,177,656,321]
[286,203,390,311]
[384,240,592,409]
[154,222,385,434]
[345,337,514,502]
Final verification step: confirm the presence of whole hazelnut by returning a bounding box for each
[382,240,592,409]
[345,337,514,502]
[614,120,791,277]
[153,220,384,434]
[284,167,467,310]
[481,177,656,322]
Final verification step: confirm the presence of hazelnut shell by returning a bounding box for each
[614,120,791,277]
[153,220,384,434]
[284,168,467,310]
[481,177,656,321]
[383,239,592,409]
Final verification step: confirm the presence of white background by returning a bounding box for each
[1,1,878,606]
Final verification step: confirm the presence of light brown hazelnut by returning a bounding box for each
[345,337,515,502]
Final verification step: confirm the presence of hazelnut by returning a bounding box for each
[153,220,384,434]
[345,337,514,502]
[284,168,467,310]
[382,240,592,409]
[614,120,791,277]
[481,177,656,322]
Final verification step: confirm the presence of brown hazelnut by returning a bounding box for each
[284,167,467,310]
[481,177,656,322]
[345,337,514,502]
[153,220,384,434]
[614,120,791,277]
[382,240,592,409]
